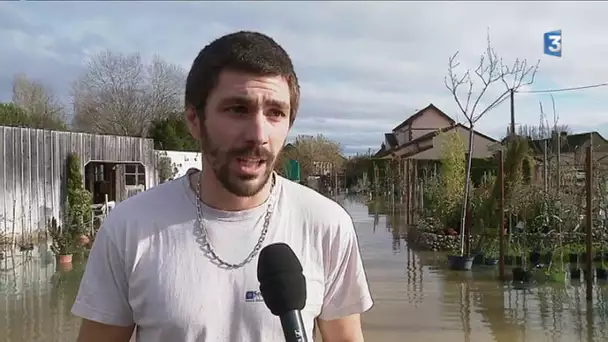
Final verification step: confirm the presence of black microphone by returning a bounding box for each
[257,243,309,342]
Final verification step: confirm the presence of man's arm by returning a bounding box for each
[77,320,135,342]
[317,209,373,342]
[317,314,364,342]
[71,218,135,342]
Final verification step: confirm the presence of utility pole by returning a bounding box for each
[510,88,515,136]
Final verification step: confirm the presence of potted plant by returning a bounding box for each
[66,153,93,247]
[511,235,534,282]
[447,253,475,270]
[545,257,567,283]
[528,231,546,266]
[446,229,475,271]
[472,230,489,265]
[48,217,75,266]
[482,237,499,265]
[509,241,524,266]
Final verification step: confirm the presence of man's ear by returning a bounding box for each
[185,106,202,141]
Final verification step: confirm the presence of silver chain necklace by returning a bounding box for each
[194,172,276,269]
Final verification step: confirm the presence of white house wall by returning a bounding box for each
[155,150,203,182]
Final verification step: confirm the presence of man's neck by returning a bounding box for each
[192,169,273,211]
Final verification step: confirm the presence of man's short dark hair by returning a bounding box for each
[185,31,300,125]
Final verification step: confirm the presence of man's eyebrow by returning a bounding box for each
[219,96,289,110]
[264,98,289,110]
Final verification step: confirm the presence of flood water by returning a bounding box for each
[1,196,608,342]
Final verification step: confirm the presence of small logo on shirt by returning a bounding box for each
[245,290,264,303]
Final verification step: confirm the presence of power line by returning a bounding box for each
[516,82,608,94]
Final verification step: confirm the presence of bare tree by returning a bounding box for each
[444,31,540,256]
[12,74,68,130]
[72,51,185,136]
[507,99,569,145]
[278,134,345,180]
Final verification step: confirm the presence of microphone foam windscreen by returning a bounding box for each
[257,243,307,316]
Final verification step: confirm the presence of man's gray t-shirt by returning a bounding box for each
[71,170,373,341]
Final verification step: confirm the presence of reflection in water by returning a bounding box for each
[1,196,608,341]
[0,245,85,342]
[362,196,607,342]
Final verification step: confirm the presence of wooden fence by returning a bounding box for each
[0,126,156,241]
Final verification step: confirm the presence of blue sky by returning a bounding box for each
[1,1,607,155]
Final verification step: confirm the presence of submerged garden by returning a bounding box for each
[391,128,608,284]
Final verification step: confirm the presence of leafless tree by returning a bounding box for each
[12,74,68,130]
[509,96,570,151]
[444,31,540,256]
[72,51,185,136]
[277,134,345,180]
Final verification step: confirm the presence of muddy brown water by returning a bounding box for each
[1,196,607,342]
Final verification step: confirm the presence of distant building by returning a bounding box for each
[375,103,498,160]
[372,103,498,226]
[155,150,202,182]
[526,131,608,187]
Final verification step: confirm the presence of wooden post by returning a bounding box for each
[405,159,411,225]
[543,140,548,192]
[509,88,515,136]
[498,149,506,281]
[413,159,418,224]
[585,144,593,301]
[556,131,561,191]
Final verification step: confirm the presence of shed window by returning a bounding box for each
[125,164,146,186]
[94,164,105,181]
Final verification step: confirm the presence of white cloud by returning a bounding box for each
[1,1,607,154]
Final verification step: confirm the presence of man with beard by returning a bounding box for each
[72,31,373,342]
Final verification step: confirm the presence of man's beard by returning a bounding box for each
[200,126,275,197]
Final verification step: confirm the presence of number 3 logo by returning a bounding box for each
[548,35,561,52]
[544,30,562,57]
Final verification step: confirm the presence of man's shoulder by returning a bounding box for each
[101,176,190,236]
[279,177,352,226]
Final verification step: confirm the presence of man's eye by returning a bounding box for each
[227,106,248,114]
[268,109,286,118]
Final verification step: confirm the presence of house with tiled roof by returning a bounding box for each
[374,103,498,160]
[371,103,499,226]
[525,131,608,186]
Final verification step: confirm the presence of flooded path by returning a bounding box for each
[1,196,608,341]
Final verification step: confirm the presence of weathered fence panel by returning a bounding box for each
[0,126,157,240]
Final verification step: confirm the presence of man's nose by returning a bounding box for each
[243,111,269,144]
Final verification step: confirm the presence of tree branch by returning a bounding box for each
[446,30,540,125]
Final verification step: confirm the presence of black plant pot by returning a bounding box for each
[568,253,579,264]
[512,267,533,282]
[473,253,485,265]
[484,257,498,265]
[570,268,581,281]
[529,251,541,265]
[597,268,608,280]
[447,255,475,271]
[504,256,514,265]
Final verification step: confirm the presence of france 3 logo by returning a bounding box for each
[543,30,562,58]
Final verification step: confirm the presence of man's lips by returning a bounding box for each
[234,157,266,174]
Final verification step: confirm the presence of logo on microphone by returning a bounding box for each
[245,290,264,302]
